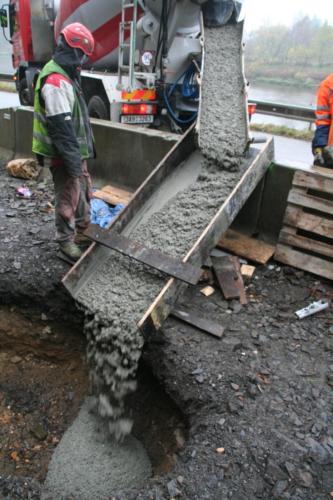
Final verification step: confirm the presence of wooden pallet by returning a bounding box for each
[93,184,133,206]
[275,169,333,280]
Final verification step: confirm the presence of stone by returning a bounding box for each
[10,355,22,364]
[167,480,181,498]
[272,480,288,497]
[30,422,47,441]
[298,471,313,488]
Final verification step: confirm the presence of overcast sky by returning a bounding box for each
[244,0,333,32]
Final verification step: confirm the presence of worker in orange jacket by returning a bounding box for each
[312,73,333,167]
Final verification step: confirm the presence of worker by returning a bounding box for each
[32,23,95,261]
[312,73,333,168]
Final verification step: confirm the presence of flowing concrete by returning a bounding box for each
[199,22,248,169]
[77,156,245,439]
[73,23,249,441]
[45,398,151,499]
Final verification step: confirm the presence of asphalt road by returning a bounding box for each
[0,90,20,108]
[252,132,313,170]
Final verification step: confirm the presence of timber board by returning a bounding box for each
[93,184,133,206]
[288,188,333,216]
[284,205,333,239]
[275,244,333,280]
[279,227,333,259]
[292,170,333,194]
[217,228,275,264]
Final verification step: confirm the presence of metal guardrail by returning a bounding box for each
[250,99,316,123]
[0,73,14,82]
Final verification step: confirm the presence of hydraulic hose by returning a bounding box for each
[164,62,199,125]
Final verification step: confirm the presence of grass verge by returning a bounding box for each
[250,123,313,141]
[0,81,16,93]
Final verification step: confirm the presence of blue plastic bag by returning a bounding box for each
[90,198,124,228]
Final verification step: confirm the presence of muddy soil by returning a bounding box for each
[0,163,76,318]
[0,305,88,497]
[0,164,333,499]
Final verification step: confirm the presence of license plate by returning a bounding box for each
[121,114,154,124]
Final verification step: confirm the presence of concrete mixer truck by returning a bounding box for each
[0,0,245,128]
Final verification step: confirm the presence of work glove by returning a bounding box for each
[322,145,333,168]
[313,147,325,167]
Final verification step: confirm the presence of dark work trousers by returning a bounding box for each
[50,160,92,243]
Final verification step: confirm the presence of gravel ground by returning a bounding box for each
[0,163,332,499]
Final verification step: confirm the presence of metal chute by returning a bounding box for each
[200,0,246,27]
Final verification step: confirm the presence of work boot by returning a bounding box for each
[74,232,92,247]
[59,241,83,262]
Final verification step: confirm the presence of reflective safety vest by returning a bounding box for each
[315,73,333,146]
[32,60,91,158]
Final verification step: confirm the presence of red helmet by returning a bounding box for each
[60,23,94,57]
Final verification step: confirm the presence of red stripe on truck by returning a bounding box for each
[89,14,122,64]
[11,0,33,66]
[55,0,90,39]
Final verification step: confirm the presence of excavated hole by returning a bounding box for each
[0,304,188,483]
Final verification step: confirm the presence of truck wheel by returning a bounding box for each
[88,95,110,120]
[18,77,32,106]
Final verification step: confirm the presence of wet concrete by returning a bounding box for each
[45,398,151,499]
[199,22,248,169]
[71,23,249,445]
[44,21,250,496]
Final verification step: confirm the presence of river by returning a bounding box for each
[248,82,317,130]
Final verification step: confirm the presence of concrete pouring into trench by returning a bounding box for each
[44,23,249,498]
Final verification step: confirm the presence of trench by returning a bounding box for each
[0,304,188,490]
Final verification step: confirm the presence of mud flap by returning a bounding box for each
[202,0,242,27]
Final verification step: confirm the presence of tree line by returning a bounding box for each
[245,17,333,87]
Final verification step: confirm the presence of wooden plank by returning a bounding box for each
[138,138,274,335]
[231,256,247,305]
[275,243,333,281]
[93,184,132,206]
[212,255,240,300]
[211,255,247,304]
[63,124,196,296]
[217,228,275,264]
[284,205,333,239]
[279,226,333,259]
[241,264,256,280]
[171,308,224,338]
[293,170,333,195]
[311,165,333,178]
[288,188,333,215]
[84,227,203,285]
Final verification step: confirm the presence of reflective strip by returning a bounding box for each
[34,111,47,124]
[317,105,330,111]
[121,89,156,101]
[316,113,331,120]
[33,131,53,145]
